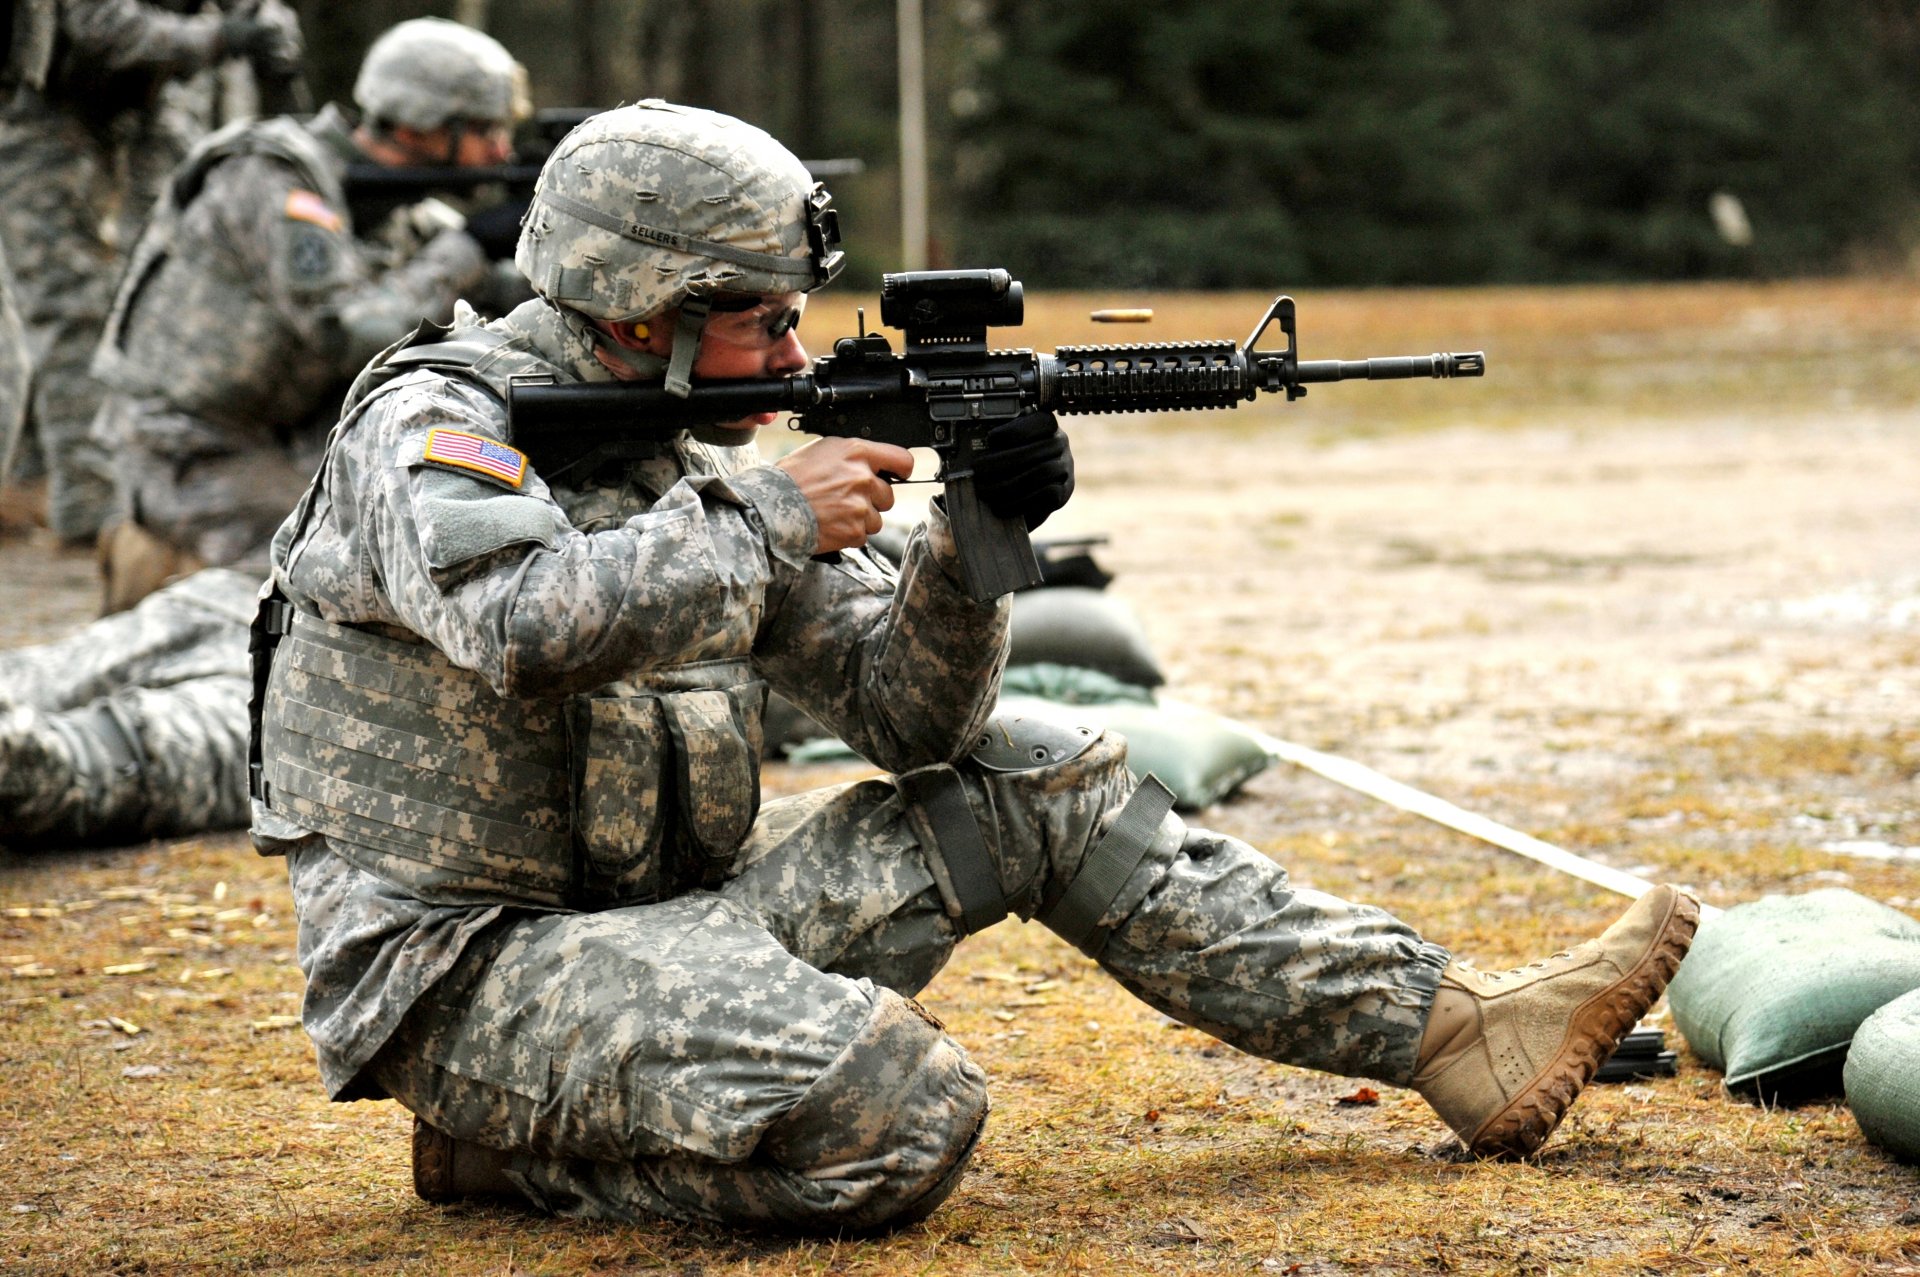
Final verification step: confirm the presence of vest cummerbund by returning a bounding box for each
[259,609,765,908]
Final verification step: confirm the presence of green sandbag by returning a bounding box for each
[998,695,1271,810]
[999,662,1155,706]
[1844,987,1920,1164]
[1009,588,1165,689]
[1667,889,1920,1102]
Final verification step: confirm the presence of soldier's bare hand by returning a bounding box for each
[776,438,915,552]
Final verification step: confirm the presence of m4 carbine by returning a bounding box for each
[507,268,1485,602]
[342,107,863,254]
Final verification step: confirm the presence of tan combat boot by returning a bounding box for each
[1412,883,1699,1159]
[96,520,203,616]
[411,1117,520,1204]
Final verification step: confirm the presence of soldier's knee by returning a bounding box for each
[758,988,988,1232]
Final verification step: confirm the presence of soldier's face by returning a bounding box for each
[381,120,512,167]
[451,120,515,166]
[703,293,808,426]
[632,293,810,429]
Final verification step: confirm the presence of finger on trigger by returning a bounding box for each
[871,442,915,480]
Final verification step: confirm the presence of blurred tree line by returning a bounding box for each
[293,0,1920,288]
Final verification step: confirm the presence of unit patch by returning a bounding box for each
[285,223,338,286]
[422,429,529,488]
[284,189,343,233]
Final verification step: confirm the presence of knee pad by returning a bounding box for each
[896,713,1109,937]
[757,987,989,1231]
[902,714,1186,957]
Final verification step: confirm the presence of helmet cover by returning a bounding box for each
[515,99,843,324]
[353,18,521,132]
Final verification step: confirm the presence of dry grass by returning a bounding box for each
[8,278,1920,1274]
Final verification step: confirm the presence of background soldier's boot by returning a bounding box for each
[1412,883,1699,1159]
[97,520,205,616]
[412,1117,519,1204]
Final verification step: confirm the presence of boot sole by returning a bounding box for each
[1465,886,1701,1159]
[412,1116,458,1203]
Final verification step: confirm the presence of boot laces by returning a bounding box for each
[1480,949,1576,983]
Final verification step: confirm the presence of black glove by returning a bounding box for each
[969,408,1075,531]
[218,16,282,60]
[463,197,532,260]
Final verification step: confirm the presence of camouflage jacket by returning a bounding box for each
[91,103,488,461]
[5,0,223,122]
[269,297,1010,1096]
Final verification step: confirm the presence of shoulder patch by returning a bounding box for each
[283,188,343,233]
[284,222,339,285]
[421,428,529,489]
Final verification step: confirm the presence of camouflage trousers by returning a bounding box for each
[0,105,121,538]
[0,567,256,846]
[100,403,322,571]
[364,733,1449,1232]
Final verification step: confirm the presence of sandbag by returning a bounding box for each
[1009,588,1164,688]
[1000,662,1154,706]
[1667,889,1920,1102]
[999,695,1271,810]
[1844,987,1920,1164]
[761,691,826,760]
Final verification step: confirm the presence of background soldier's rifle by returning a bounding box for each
[508,268,1486,601]
[343,108,864,257]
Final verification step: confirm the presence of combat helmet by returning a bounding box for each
[353,18,526,133]
[516,100,844,395]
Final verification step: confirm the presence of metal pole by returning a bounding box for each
[897,0,928,270]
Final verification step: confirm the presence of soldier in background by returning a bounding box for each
[0,242,27,491]
[0,0,302,542]
[252,102,1698,1231]
[0,18,525,849]
[90,16,525,611]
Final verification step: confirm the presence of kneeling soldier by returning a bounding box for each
[253,102,1699,1232]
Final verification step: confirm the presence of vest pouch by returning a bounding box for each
[658,685,766,887]
[573,694,672,904]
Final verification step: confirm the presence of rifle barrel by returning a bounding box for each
[1293,352,1485,383]
[341,164,546,193]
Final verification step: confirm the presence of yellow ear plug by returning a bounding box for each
[631,322,650,341]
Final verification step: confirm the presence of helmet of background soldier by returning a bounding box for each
[515,100,843,396]
[352,17,527,133]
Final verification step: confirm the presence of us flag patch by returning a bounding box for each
[283,189,342,233]
[422,429,529,488]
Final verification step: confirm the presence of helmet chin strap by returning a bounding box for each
[663,294,711,398]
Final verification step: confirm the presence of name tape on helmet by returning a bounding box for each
[535,189,819,282]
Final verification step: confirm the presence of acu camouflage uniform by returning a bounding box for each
[90,102,491,577]
[0,566,254,846]
[255,104,1449,1234]
[0,0,289,538]
[0,240,26,481]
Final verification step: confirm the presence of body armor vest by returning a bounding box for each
[254,321,764,910]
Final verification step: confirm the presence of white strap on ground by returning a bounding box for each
[1197,708,1725,921]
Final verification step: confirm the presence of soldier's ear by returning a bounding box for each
[596,318,652,350]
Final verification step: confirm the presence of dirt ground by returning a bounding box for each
[3,279,1919,1274]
